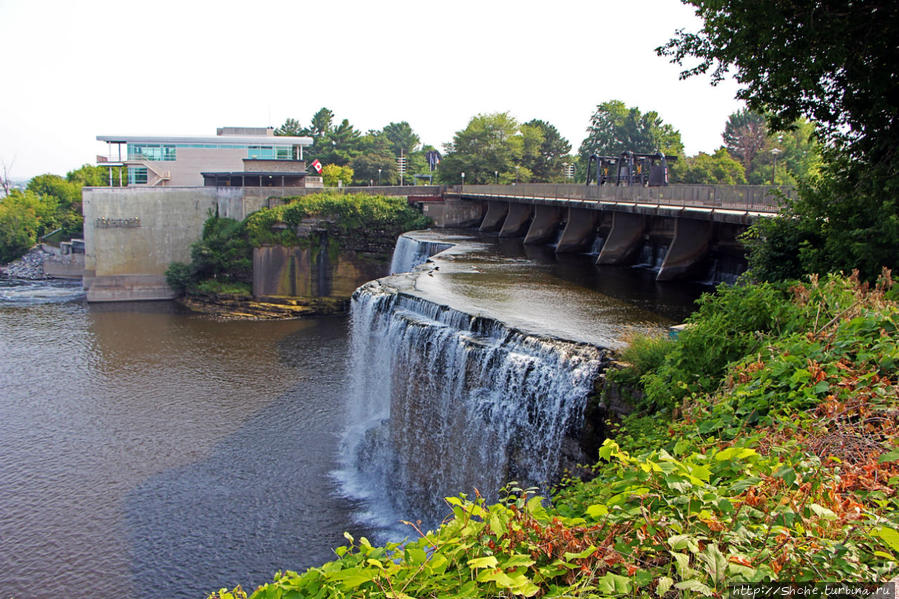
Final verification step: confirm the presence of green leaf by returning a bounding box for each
[504,554,536,568]
[657,576,674,596]
[675,579,714,596]
[634,570,654,587]
[668,534,700,553]
[476,568,516,588]
[699,543,728,582]
[467,555,499,569]
[586,504,609,519]
[596,572,632,595]
[406,546,427,565]
[563,545,597,560]
[876,526,899,553]
[809,503,837,519]
[328,567,378,589]
[671,551,694,578]
[714,446,757,462]
[878,448,899,463]
[774,465,797,487]
[489,512,504,536]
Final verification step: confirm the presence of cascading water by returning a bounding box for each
[339,281,606,528]
[389,234,453,274]
[633,241,669,271]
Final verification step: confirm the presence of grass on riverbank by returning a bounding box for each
[210,272,899,599]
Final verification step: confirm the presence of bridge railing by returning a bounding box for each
[450,183,792,213]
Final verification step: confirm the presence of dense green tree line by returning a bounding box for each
[276,102,819,190]
[0,164,119,263]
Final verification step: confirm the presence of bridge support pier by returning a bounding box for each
[479,201,509,232]
[499,204,533,238]
[597,213,645,265]
[524,205,562,245]
[657,218,712,281]
[556,208,599,253]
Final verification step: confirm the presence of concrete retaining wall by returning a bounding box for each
[82,187,220,301]
[253,245,386,298]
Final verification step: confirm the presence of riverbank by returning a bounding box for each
[178,293,349,320]
[215,271,899,599]
[0,245,52,280]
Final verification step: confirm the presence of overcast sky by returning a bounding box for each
[0,0,743,180]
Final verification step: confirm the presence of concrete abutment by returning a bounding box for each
[524,205,563,245]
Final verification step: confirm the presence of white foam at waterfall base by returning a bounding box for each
[336,282,605,531]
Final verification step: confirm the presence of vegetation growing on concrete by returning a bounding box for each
[243,191,430,248]
[166,192,430,299]
[208,271,898,598]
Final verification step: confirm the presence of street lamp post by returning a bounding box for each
[495,170,498,184]
[378,168,382,186]
[770,148,782,185]
[461,172,465,189]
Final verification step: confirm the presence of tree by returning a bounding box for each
[0,190,62,262]
[316,119,362,166]
[274,118,308,137]
[321,164,353,187]
[680,148,746,184]
[520,119,572,182]
[66,163,126,187]
[350,153,398,186]
[660,1,899,282]
[0,158,14,197]
[27,174,81,209]
[578,100,684,177]
[310,108,334,138]
[723,109,767,174]
[657,1,899,164]
[438,112,527,185]
[382,122,420,156]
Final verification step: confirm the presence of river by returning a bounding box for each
[0,234,704,598]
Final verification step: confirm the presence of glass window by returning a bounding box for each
[276,145,293,159]
[247,145,275,159]
[128,167,148,184]
[128,144,176,161]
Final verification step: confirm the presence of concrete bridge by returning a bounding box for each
[429,182,789,281]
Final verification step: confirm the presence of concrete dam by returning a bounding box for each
[81,182,784,302]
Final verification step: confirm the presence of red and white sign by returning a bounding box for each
[310,159,323,174]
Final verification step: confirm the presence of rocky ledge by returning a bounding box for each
[0,246,52,280]
[178,293,350,320]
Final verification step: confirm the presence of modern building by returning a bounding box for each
[97,127,316,188]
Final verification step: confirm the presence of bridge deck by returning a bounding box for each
[446,183,789,220]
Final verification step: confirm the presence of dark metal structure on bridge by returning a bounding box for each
[585,151,677,187]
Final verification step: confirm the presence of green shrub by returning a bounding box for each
[640,281,797,411]
[192,279,252,297]
[244,192,431,247]
[190,216,252,284]
[165,262,193,294]
[608,333,673,389]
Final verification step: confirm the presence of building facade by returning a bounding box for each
[97,127,315,187]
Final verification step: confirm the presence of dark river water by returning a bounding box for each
[0,282,370,598]
[0,238,705,598]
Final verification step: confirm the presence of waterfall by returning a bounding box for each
[339,281,606,527]
[389,235,453,274]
